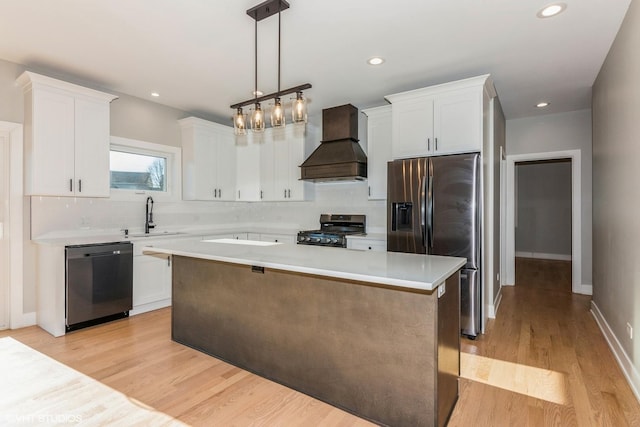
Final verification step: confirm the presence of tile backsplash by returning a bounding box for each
[30,181,386,238]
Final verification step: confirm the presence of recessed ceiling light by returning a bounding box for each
[151,92,160,97]
[367,57,385,66]
[536,102,550,108]
[537,3,567,18]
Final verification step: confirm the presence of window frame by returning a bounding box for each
[109,136,181,202]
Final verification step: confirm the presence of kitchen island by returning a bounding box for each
[144,239,465,427]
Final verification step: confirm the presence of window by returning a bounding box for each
[110,150,167,191]
[109,136,181,201]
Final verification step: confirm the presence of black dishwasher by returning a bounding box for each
[65,241,133,332]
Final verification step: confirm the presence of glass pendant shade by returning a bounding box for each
[251,103,265,133]
[233,108,247,135]
[292,91,307,123]
[271,97,286,128]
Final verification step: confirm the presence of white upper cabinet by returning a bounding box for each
[236,133,262,201]
[386,75,490,159]
[180,117,236,201]
[362,105,392,200]
[260,123,316,202]
[180,117,316,203]
[17,71,117,197]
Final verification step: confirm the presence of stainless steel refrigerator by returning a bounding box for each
[387,153,481,338]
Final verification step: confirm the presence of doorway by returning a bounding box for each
[505,149,586,294]
[514,159,572,292]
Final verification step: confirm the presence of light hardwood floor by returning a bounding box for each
[2,258,639,426]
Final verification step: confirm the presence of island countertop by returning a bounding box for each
[143,239,465,292]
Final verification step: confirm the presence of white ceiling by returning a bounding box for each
[0,0,632,124]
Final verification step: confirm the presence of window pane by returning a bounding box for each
[110,150,167,191]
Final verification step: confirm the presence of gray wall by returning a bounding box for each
[493,98,505,303]
[592,0,640,379]
[507,109,592,286]
[0,57,203,146]
[515,160,572,258]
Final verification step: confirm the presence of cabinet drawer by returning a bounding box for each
[259,233,295,244]
[347,239,387,252]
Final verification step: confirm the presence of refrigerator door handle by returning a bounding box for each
[420,176,427,248]
[428,165,434,250]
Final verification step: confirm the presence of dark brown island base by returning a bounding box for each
[154,240,465,427]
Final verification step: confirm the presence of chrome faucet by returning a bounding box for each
[145,196,155,234]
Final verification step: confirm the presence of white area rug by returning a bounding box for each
[0,337,187,426]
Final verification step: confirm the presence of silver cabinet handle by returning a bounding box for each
[219,188,222,198]
[427,138,431,151]
[69,178,73,192]
[435,138,438,151]
[214,188,217,198]
[284,189,287,198]
[288,189,291,198]
[78,179,82,193]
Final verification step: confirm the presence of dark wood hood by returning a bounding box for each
[300,104,367,182]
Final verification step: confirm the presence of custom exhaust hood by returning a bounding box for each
[300,104,367,182]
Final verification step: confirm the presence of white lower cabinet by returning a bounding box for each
[257,233,296,244]
[131,239,182,315]
[346,237,387,252]
[132,252,171,313]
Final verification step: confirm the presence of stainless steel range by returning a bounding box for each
[297,214,366,248]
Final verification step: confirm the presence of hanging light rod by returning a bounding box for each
[230,83,311,110]
[230,0,311,132]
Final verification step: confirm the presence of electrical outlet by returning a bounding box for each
[627,322,633,340]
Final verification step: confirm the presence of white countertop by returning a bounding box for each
[143,240,465,292]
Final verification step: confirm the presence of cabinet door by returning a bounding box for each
[133,253,171,306]
[286,124,311,201]
[214,128,237,201]
[391,96,434,159]
[272,129,290,201]
[29,90,75,196]
[433,89,482,154]
[189,129,217,200]
[365,106,392,200]
[236,138,261,201]
[259,131,276,201]
[74,98,111,197]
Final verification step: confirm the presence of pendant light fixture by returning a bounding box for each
[292,91,307,123]
[230,0,311,132]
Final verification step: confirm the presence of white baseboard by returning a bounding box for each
[576,284,592,296]
[130,299,171,316]
[515,251,572,261]
[10,311,36,329]
[486,288,503,319]
[591,301,640,403]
